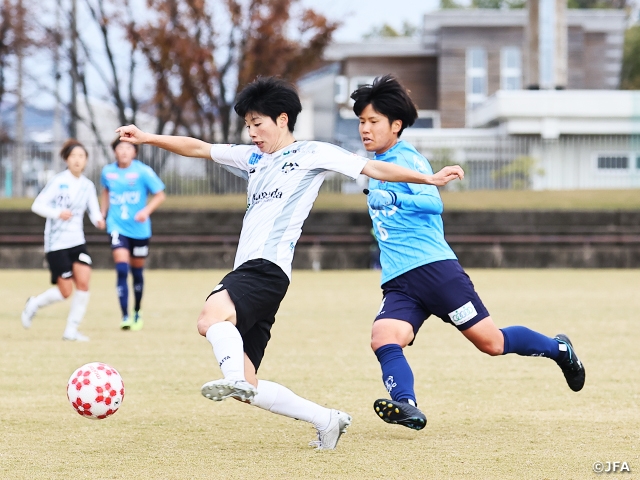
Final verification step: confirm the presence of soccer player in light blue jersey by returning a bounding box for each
[100,138,166,331]
[352,75,586,431]
[114,76,463,450]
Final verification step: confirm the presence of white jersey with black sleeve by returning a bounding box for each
[31,169,103,253]
[210,141,368,279]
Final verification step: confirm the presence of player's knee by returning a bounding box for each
[196,315,225,337]
[196,317,211,337]
[371,327,411,351]
[475,338,504,356]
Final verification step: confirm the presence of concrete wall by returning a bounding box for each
[2,210,640,270]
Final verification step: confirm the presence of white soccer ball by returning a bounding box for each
[66,362,125,420]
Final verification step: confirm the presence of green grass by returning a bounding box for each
[1,269,639,479]
[1,189,639,211]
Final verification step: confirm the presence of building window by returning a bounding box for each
[348,76,377,105]
[466,48,487,109]
[501,47,521,91]
[597,155,629,170]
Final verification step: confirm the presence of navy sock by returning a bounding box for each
[501,326,560,360]
[131,267,144,312]
[374,344,416,404]
[116,262,129,317]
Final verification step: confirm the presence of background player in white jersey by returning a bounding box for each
[21,139,105,341]
[352,75,586,431]
[115,76,463,450]
[100,138,166,331]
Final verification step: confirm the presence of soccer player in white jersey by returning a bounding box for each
[352,75,586,431]
[115,76,464,450]
[21,139,105,341]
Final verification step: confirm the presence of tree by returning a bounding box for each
[621,25,640,90]
[440,0,464,8]
[470,0,525,8]
[0,0,13,111]
[362,21,419,39]
[129,0,338,145]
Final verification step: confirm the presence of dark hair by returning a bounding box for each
[234,76,302,132]
[60,138,88,160]
[350,75,418,137]
[111,136,138,153]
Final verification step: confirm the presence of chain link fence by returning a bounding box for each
[1,134,639,197]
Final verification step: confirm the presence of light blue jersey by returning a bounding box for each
[369,141,457,284]
[101,159,165,239]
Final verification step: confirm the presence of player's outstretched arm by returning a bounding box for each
[362,160,464,187]
[115,124,213,159]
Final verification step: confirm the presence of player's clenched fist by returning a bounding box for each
[430,165,464,186]
[115,124,148,144]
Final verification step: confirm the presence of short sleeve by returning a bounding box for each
[305,142,368,180]
[143,165,165,194]
[209,144,257,172]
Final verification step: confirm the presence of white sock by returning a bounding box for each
[34,287,65,309]
[64,290,90,337]
[205,322,246,382]
[251,379,331,430]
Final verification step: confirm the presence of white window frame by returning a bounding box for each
[500,47,522,91]
[334,76,349,104]
[466,48,487,110]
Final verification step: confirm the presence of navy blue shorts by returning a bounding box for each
[109,232,150,258]
[375,260,489,335]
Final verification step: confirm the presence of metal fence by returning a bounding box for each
[1,133,639,197]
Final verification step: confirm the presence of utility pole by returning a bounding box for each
[13,0,25,197]
[69,0,79,138]
[52,0,63,172]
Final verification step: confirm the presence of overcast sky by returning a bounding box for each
[300,0,441,42]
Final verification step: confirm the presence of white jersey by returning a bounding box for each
[210,141,368,278]
[31,169,103,253]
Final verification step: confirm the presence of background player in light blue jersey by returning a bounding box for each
[100,138,166,331]
[352,75,586,431]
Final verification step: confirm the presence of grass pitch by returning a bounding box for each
[1,189,640,211]
[1,269,639,479]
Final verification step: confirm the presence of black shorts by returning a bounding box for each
[109,232,150,258]
[207,259,290,371]
[46,244,93,284]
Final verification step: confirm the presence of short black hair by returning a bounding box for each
[60,138,87,160]
[111,136,138,153]
[350,75,418,137]
[234,76,302,132]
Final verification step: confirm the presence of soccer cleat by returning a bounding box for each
[62,331,90,342]
[201,379,257,402]
[555,334,585,392]
[131,311,144,331]
[120,315,132,330]
[21,297,37,329]
[373,399,427,430]
[309,409,352,450]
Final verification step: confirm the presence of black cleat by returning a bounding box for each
[373,399,427,430]
[555,334,585,392]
